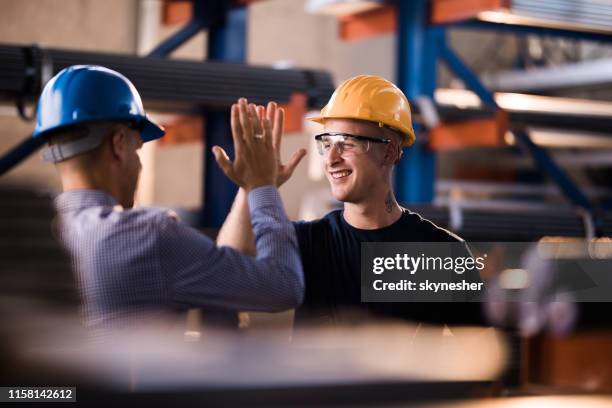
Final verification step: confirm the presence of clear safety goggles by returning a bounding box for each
[314,132,390,156]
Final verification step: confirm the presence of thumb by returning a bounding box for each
[285,148,307,174]
[212,146,235,180]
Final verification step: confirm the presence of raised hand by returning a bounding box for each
[212,98,278,190]
[260,101,306,187]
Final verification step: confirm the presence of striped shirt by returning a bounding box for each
[54,186,303,330]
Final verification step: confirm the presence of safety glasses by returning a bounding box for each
[314,132,390,156]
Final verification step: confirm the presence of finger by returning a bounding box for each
[230,104,244,153]
[231,102,243,139]
[284,148,307,174]
[256,105,265,122]
[257,105,266,136]
[273,107,285,151]
[248,103,263,136]
[212,146,236,182]
[266,101,276,125]
[238,99,253,144]
[267,102,279,150]
[262,116,273,148]
[266,102,278,153]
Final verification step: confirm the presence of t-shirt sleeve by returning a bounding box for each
[420,218,474,259]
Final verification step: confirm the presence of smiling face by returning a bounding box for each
[322,118,401,204]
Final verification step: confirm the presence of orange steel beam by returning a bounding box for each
[279,92,307,134]
[338,0,511,41]
[162,1,193,25]
[158,116,203,145]
[431,0,510,24]
[159,92,306,146]
[339,5,396,42]
[429,110,508,150]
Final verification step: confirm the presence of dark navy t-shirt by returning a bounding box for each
[293,208,485,326]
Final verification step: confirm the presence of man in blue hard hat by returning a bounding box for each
[36,65,303,331]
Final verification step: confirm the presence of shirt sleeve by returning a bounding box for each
[158,186,304,312]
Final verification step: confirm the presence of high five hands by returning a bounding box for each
[212,98,306,190]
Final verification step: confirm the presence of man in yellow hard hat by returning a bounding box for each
[218,75,483,326]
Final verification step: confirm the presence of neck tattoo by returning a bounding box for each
[385,191,394,213]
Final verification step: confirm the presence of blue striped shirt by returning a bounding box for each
[54,186,304,330]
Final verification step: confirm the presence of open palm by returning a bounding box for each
[260,102,307,187]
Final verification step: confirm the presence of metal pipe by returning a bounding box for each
[148,20,204,58]
[483,58,612,93]
[438,43,497,108]
[395,0,436,203]
[201,4,247,228]
[513,129,595,213]
[0,136,46,176]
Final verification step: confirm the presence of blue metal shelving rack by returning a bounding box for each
[393,0,610,231]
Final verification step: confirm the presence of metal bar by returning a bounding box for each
[0,44,334,112]
[434,89,612,133]
[483,58,612,93]
[0,136,46,176]
[395,0,437,204]
[202,4,247,228]
[0,43,333,179]
[209,6,247,63]
[148,20,204,58]
[202,110,237,228]
[510,0,612,30]
[454,19,612,44]
[438,41,497,108]
[513,129,594,213]
[436,179,612,199]
[148,0,215,58]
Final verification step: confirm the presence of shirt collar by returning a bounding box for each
[54,189,119,213]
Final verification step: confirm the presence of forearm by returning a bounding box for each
[165,187,304,312]
[245,186,304,309]
[217,188,256,256]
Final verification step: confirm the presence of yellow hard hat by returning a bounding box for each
[308,75,415,147]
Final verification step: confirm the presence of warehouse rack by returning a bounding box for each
[2,0,612,232]
[0,45,334,111]
[0,0,335,227]
[386,0,612,235]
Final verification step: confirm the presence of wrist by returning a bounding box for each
[247,185,282,213]
[244,178,276,191]
[243,183,270,193]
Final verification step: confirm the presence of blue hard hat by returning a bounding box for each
[33,65,165,142]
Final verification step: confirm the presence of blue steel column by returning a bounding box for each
[395,0,438,203]
[202,7,247,228]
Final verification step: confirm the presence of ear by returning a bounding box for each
[110,127,128,163]
[383,142,400,165]
[394,147,403,164]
